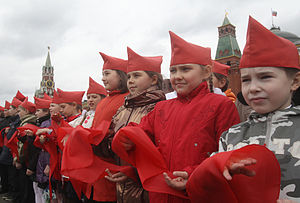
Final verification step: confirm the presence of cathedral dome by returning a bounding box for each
[270,27,300,44]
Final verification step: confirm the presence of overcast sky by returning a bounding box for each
[0,0,299,105]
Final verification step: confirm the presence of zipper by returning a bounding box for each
[264,113,273,147]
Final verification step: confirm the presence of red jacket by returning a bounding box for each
[137,82,240,203]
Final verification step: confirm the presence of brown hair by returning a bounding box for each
[199,64,214,93]
[115,70,129,93]
[281,67,300,106]
[213,72,229,92]
[144,71,163,90]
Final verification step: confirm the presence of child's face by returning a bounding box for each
[35,109,48,119]
[127,71,156,95]
[170,64,211,96]
[241,67,296,114]
[49,103,60,116]
[87,93,102,111]
[102,69,120,92]
[17,106,29,119]
[59,103,76,118]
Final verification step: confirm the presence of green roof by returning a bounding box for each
[222,16,231,26]
[215,34,241,59]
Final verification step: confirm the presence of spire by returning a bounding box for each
[222,15,231,26]
[45,46,51,67]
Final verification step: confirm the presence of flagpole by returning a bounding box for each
[271,8,274,27]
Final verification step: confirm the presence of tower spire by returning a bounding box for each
[45,46,51,67]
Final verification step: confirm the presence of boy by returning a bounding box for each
[219,16,300,202]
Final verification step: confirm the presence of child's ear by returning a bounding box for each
[151,75,158,86]
[291,72,300,91]
[204,65,212,79]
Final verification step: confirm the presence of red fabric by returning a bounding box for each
[92,92,128,128]
[11,97,22,108]
[51,90,61,104]
[112,126,188,199]
[87,77,107,96]
[34,97,51,109]
[169,31,211,66]
[6,131,19,159]
[56,89,85,105]
[186,145,281,203]
[5,101,11,110]
[133,82,240,202]
[99,52,127,72]
[20,97,36,113]
[212,61,230,77]
[17,124,41,135]
[127,47,162,73]
[240,16,300,70]
[43,93,52,100]
[15,90,26,102]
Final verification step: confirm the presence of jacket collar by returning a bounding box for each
[177,82,209,102]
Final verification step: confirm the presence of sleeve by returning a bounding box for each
[214,99,240,141]
[27,136,41,171]
[132,108,156,142]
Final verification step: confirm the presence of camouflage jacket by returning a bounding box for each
[219,106,300,202]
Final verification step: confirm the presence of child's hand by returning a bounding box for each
[26,169,34,176]
[52,113,62,123]
[223,158,257,180]
[36,128,51,136]
[277,200,298,203]
[163,171,188,191]
[24,129,34,137]
[15,162,22,170]
[104,169,128,183]
[5,127,10,134]
[44,165,50,176]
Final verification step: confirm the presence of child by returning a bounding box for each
[212,60,236,102]
[115,31,240,203]
[218,17,300,202]
[104,47,165,203]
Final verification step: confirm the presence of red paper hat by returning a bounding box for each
[87,77,107,96]
[0,106,4,111]
[15,90,26,102]
[51,90,61,104]
[20,97,36,113]
[11,97,22,108]
[240,16,300,69]
[5,101,11,110]
[34,97,51,109]
[169,31,212,67]
[99,52,127,73]
[127,47,162,73]
[43,93,52,100]
[56,89,85,105]
[212,61,230,77]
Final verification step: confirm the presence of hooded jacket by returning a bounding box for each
[220,106,300,201]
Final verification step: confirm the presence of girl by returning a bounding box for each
[212,60,236,102]
[68,77,107,128]
[115,31,240,203]
[104,47,165,203]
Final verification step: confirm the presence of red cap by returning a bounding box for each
[127,47,162,73]
[212,61,230,77]
[43,93,52,100]
[0,106,4,111]
[5,101,11,110]
[20,97,36,113]
[11,97,22,108]
[240,16,300,69]
[34,97,51,109]
[56,89,85,105]
[15,91,26,102]
[51,90,61,104]
[87,77,107,96]
[99,52,127,73]
[169,31,212,67]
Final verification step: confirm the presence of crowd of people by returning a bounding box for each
[0,16,299,203]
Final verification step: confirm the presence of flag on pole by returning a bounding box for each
[272,10,277,17]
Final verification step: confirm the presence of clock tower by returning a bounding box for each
[35,47,55,98]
